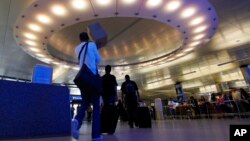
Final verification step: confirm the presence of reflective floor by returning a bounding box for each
[5,119,250,141]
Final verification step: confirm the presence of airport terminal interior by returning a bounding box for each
[1,0,250,141]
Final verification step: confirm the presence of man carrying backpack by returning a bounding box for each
[121,75,140,128]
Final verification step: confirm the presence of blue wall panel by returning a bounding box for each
[0,80,71,140]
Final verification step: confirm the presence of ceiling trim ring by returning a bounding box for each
[14,0,218,70]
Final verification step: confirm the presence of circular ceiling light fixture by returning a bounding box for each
[193,34,206,40]
[29,47,40,52]
[25,40,37,46]
[146,0,163,8]
[36,14,51,24]
[27,24,41,32]
[181,7,197,18]
[96,0,111,6]
[121,0,136,5]
[164,1,182,12]
[24,33,37,40]
[14,0,218,69]
[71,0,88,10]
[190,16,205,26]
[51,5,67,16]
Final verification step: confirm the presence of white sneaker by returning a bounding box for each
[92,136,103,141]
[71,119,79,139]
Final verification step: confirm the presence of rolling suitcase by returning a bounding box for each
[136,107,152,128]
[101,105,119,134]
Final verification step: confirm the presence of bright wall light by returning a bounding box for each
[181,7,196,18]
[146,0,162,8]
[25,40,37,46]
[164,1,181,12]
[36,14,51,24]
[96,0,111,6]
[51,5,67,16]
[24,33,37,40]
[71,0,88,10]
[190,16,204,26]
[193,25,207,33]
[28,24,41,32]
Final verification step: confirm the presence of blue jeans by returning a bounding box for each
[74,90,100,139]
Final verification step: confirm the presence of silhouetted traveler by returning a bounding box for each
[121,75,140,128]
[190,96,200,118]
[71,32,102,140]
[102,65,118,105]
[239,88,250,111]
[168,98,176,119]
[199,96,208,116]
[231,88,246,113]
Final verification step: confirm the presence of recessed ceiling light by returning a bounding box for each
[28,24,41,32]
[146,0,162,8]
[73,67,80,70]
[181,7,196,18]
[71,0,88,10]
[29,47,40,52]
[167,57,175,61]
[184,47,194,52]
[36,14,51,24]
[193,34,206,40]
[63,65,70,68]
[190,16,204,26]
[42,58,52,62]
[52,61,60,65]
[121,0,136,5]
[176,53,185,57]
[193,25,207,33]
[24,33,37,40]
[96,0,111,6]
[164,1,181,12]
[189,41,201,47]
[36,53,45,57]
[51,5,67,16]
[25,40,37,46]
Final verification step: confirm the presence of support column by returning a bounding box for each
[154,98,164,120]
[240,65,250,90]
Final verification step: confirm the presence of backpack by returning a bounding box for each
[126,81,136,95]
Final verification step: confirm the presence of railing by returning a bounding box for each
[163,99,250,120]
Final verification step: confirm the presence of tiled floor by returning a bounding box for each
[5,119,250,141]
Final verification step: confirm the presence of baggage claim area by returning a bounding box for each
[1,0,250,141]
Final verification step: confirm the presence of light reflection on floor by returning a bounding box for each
[5,119,250,141]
